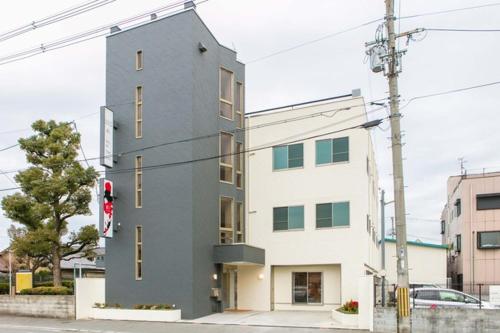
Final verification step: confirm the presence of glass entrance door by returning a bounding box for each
[222,266,237,310]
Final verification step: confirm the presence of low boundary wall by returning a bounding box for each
[374,307,500,333]
[0,295,75,319]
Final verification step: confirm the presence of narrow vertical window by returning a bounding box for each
[236,142,243,188]
[136,50,143,70]
[236,202,244,243]
[220,132,233,183]
[135,156,143,208]
[135,226,143,280]
[235,82,244,128]
[135,86,143,138]
[220,197,233,244]
[219,68,233,120]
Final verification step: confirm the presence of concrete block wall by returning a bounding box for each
[0,295,75,319]
[374,307,500,333]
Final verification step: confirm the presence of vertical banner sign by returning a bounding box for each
[100,107,114,168]
[99,178,114,238]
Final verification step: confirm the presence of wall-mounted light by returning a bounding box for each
[212,273,218,280]
[258,273,264,280]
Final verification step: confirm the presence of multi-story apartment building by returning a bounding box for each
[442,172,500,291]
[103,7,259,319]
[236,93,381,311]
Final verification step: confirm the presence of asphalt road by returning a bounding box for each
[0,316,364,333]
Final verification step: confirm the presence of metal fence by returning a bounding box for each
[374,282,500,309]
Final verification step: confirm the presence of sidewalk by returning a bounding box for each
[186,310,360,330]
[0,315,362,333]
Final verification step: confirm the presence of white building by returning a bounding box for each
[237,92,381,311]
[384,238,448,286]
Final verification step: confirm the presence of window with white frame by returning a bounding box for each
[135,226,143,280]
[220,132,233,183]
[219,68,233,120]
[135,156,143,208]
[236,202,244,243]
[220,197,233,244]
[235,82,243,128]
[135,86,143,138]
[136,50,143,70]
[236,142,243,188]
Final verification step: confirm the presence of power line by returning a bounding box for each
[0,100,383,175]
[0,143,20,152]
[0,0,207,66]
[400,80,500,109]
[426,28,500,33]
[399,2,500,20]
[246,3,500,64]
[0,0,116,43]
[245,18,382,64]
[0,116,386,194]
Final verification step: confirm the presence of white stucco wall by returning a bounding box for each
[237,265,269,311]
[75,278,105,319]
[385,241,447,285]
[273,265,341,311]
[243,96,380,310]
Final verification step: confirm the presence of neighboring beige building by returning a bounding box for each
[384,238,447,286]
[441,172,500,292]
[237,91,380,312]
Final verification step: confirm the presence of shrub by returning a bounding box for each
[133,304,173,310]
[34,280,74,290]
[0,283,9,294]
[94,303,121,309]
[20,286,71,295]
[338,300,359,314]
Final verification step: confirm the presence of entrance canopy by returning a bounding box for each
[213,244,265,266]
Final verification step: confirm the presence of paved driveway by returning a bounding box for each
[0,315,365,333]
[187,310,357,330]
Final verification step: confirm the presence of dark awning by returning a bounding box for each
[213,244,265,266]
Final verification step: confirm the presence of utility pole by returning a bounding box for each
[384,1,411,331]
[365,1,421,331]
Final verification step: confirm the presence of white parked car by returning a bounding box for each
[410,288,497,309]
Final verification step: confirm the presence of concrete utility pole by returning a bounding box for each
[385,1,411,331]
[365,0,420,330]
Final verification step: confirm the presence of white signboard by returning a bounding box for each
[100,107,113,168]
[99,179,114,238]
[490,285,500,305]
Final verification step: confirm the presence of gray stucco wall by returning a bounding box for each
[0,295,75,319]
[374,307,500,333]
[105,9,244,319]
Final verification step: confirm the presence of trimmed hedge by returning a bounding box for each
[0,283,9,294]
[133,304,174,310]
[34,280,74,290]
[20,286,71,295]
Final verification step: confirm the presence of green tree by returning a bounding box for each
[2,120,99,286]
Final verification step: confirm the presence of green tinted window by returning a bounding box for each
[273,206,304,231]
[316,137,349,165]
[273,146,288,170]
[316,140,332,165]
[288,144,303,168]
[333,202,350,226]
[273,144,303,170]
[332,137,349,162]
[288,206,304,229]
[316,203,333,228]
